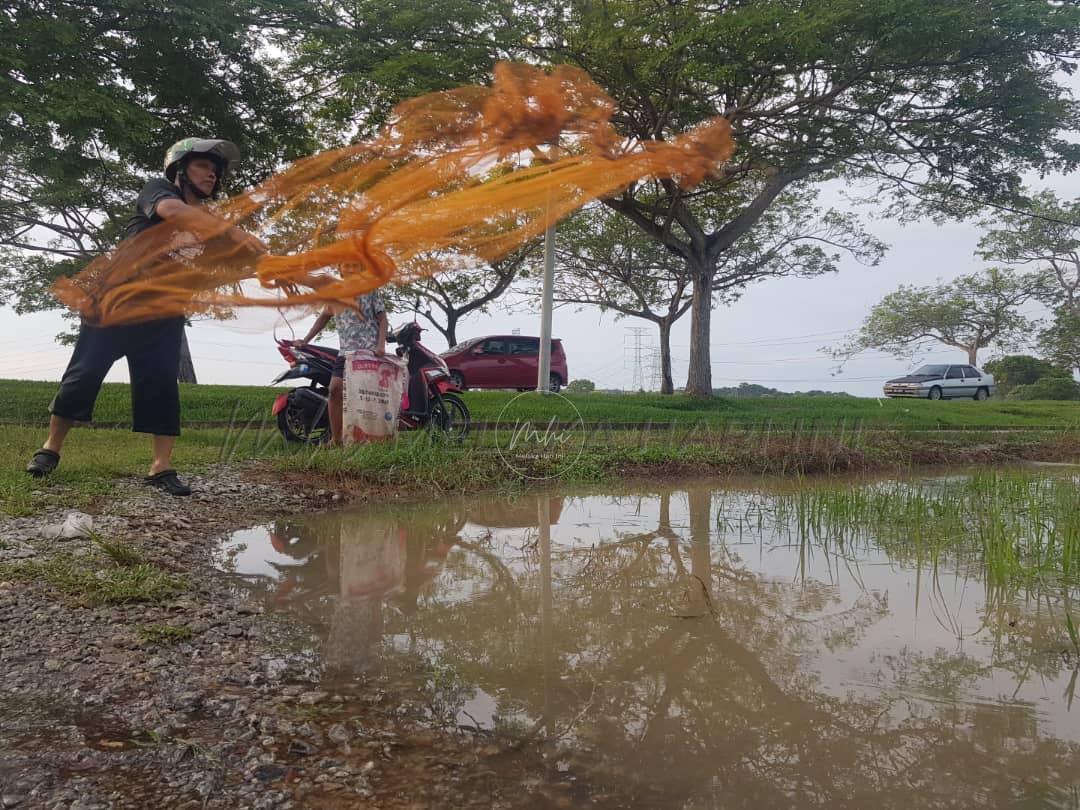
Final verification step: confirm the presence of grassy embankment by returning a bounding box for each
[1,378,1077,517]
[3,378,1079,430]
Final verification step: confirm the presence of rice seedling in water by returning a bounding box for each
[717,471,1080,593]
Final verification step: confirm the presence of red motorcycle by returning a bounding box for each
[271,322,470,443]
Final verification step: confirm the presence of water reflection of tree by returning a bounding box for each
[238,490,1080,806]
[387,489,1080,809]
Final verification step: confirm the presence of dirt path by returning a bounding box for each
[0,466,564,810]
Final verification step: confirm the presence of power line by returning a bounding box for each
[623,327,651,392]
[647,347,662,390]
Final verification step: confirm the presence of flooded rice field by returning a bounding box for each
[217,471,1080,809]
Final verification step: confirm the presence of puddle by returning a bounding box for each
[0,693,145,752]
[216,476,1080,808]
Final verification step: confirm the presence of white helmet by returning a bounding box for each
[163,137,241,197]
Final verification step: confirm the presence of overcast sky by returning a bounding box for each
[4,111,1079,398]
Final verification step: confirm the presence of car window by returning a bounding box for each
[963,366,982,378]
[509,337,539,355]
[946,367,963,379]
[913,365,948,376]
[479,339,506,355]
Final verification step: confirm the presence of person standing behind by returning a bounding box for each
[24,138,266,496]
[296,288,388,446]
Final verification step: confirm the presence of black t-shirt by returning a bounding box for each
[124,178,184,239]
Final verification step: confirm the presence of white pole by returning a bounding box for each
[537,222,555,393]
[538,495,554,740]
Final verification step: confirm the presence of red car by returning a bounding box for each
[440,335,568,392]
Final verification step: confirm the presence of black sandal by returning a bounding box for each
[144,469,192,497]
[26,449,60,477]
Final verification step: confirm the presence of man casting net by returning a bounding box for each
[53,63,734,326]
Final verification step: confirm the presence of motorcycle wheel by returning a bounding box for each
[429,393,471,441]
[276,394,330,444]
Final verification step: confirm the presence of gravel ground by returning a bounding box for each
[0,466,571,810]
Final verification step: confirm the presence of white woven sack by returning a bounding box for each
[342,350,406,445]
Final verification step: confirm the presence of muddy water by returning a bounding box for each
[216,479,1080,809]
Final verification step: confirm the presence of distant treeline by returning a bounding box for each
[711,383,854,398]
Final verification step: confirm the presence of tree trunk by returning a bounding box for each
[685,267,713,396]
[967,345,978,365]
[688,488,713,610]
[658,319,674,394]
[443,312,457,348]
[178,327,197,384]
[423,309,455,349]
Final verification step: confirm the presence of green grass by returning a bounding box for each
[0,379,286,425]
[0,424,282,516]
[91,535,143,567]
[2,378,1078,431]
[464,390,1080,430]
[3,414,1078,517]
[1,525,182,606]
[1,372,1077,519]
[0,555,185,605]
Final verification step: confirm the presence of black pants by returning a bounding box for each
[50,318,185,436]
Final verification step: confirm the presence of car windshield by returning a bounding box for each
[911,365,948,376]
[447,339,477,352]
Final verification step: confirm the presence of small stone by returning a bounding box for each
[253,764,287,783]
[297,691,327,706]
[327,724,350,744]
[59,512,94,539]
[296,722,322,742]
[287,739,315,757]
[43,659,62,672]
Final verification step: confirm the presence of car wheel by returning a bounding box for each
[974,387,989,401]
[927,386,943,401]
[548,373,562,393]
[449,370,467,390]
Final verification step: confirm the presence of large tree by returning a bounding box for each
[1038,309,1080,375]
[978,190,1080,310]
[982,354,1069,397]
[287,0,510,143]
[509,0,1080,394]
[836,267,1040,366]
[551,203,694,395]
[978,189,1080,375]
[0,0,315,373]
[552,185,883,393]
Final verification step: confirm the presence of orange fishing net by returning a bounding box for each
[53,63,734,326]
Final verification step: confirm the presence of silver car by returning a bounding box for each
[883,364,996,401]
